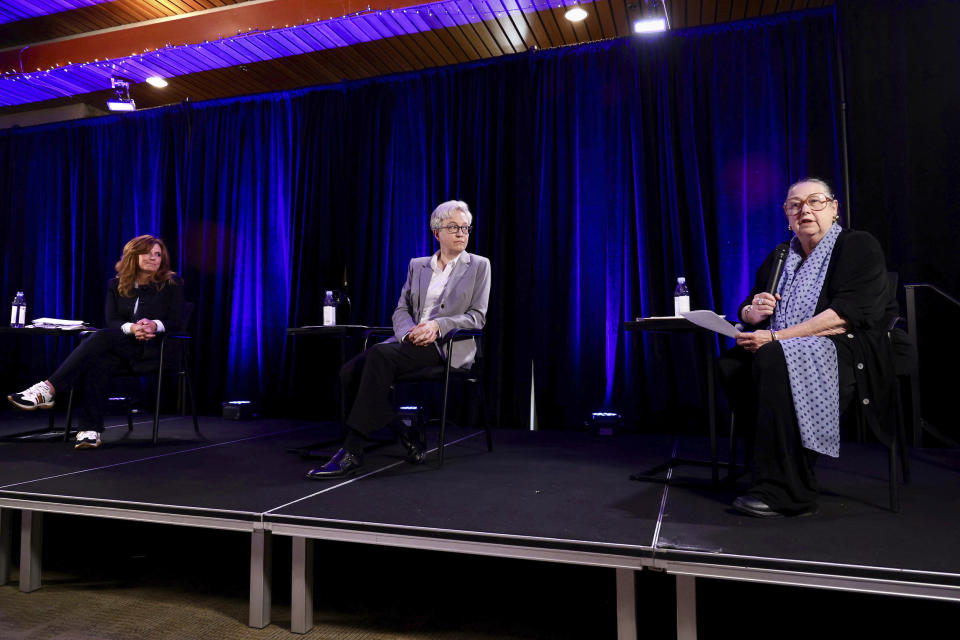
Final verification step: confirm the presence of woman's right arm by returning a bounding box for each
[737,246,782,326]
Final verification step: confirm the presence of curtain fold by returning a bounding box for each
[0,8,840,430]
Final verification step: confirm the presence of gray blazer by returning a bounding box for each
[391,251,491,369]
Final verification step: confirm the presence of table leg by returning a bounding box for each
[704,336,718,485]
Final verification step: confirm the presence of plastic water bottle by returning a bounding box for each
[10,291,26,327]
[322,290,337,326]
[673,277,690,315]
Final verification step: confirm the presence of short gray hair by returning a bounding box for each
[430,200,472,230]
[787,177,834,199]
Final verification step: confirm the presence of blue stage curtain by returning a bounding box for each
[0,8,840,430]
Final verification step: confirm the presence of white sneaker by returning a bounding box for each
[7,381,55,410]
[75,431,102,449]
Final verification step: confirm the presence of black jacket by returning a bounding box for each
[104,277,185,335]
[739,229,898,446]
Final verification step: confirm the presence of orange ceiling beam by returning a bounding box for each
[1,0,427,73]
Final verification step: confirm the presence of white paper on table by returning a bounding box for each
[680,310,740,338]
[30,317,86,329]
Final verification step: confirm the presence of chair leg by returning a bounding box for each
[889,439,900,513]
[152,372,163,445]
[479,383,493,453]
[895,383,911,484]
[184,369,200,434]
[438,363,453,468]
[127,410,134,431]
[62,390,76,442]
[727,413,737,486]
[177,373,186,416]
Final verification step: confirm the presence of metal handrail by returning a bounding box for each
[904,283,960,309]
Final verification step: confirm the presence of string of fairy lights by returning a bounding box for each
[0,0,597,107]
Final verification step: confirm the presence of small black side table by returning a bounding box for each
[624,317,738,485]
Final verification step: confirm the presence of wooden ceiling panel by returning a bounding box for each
[0,0,833,119]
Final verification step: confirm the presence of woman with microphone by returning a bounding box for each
[7,235,184,449]
[721,178,897,517]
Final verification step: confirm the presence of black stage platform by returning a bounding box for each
[1,413,958,639]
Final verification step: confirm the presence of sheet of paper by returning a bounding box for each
[680,310,740,338]
[31,317,85,327]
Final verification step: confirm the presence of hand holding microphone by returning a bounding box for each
[743,244,789,324]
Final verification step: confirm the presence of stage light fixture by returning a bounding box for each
[564,6,588,22]
[397,404,422,430]
[223,400,257,420]
[106,77,136,112]
[590,411,623,436]
[145,76,168,88]
[632,0,669,34]
[633,17,667,33]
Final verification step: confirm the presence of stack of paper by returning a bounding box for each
[29,318,87,330]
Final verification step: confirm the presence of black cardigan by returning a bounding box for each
[104,277,185,335]
[738,229,898,447]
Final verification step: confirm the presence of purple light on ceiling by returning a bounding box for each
[0,0,114,24]
[0,0,599,107]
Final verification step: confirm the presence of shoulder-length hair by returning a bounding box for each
[115,235,177,297]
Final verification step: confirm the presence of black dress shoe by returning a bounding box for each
[398,429,426,465]
[305,448,364,480]
[733,495,783,518]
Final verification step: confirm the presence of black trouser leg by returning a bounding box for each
[339,341,442,452]
[73,352,130,433]
[48,329,140,393]
[722,341,857,513]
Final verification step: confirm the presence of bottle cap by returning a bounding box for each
[677,277,685,283]
[325,290,333,295]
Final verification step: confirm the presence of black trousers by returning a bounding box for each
[339,340,442,453]
[718,341,856,513]
[48,328,149,433]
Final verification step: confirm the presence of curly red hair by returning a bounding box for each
[115,235,177,297]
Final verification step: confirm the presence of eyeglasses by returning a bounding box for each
[438,224,473,235]
[783,193,834,216]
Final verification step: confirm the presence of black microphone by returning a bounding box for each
[765,244,789,295]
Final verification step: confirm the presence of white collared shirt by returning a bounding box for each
[419,252,461,325]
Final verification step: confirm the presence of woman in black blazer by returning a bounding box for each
[7,235,184,449]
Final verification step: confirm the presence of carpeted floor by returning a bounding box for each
[0,574,524,640]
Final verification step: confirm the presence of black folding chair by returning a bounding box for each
[364,327,493,467]
[65,302,200,445]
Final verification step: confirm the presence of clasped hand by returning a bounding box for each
[131,319,158,341]
[407,320,439,346]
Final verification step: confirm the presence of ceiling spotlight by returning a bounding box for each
[564,6,588,22]
[633,17,667,33]
[633,0,670,34]
[106,98,136,112]
[145,76,168,88]
[106,77,136,112]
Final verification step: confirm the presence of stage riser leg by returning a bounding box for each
[249,528,272,629]
[0,508,12,586]
[291,537,314,634]
[19,510,43,593]
[615,568,637,640]
[676,575,697,640]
